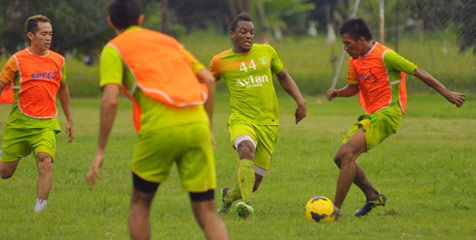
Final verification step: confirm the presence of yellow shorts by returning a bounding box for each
[228,118,278,172]
[343,104,402,150]
[131,122,216,192]
[1,127,56,162]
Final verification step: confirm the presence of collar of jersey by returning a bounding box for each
[124,26,142,33]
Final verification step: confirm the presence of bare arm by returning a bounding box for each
[196,68,216,147]
[58,81,74,143]
[86,84,120,186]
[326,84,360,101]
[0,81,6,126]
[196,69,215,128]
[414,68,466,107]
[276,69,306,124]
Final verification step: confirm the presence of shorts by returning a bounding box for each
[131,122,216,192]
[343,104,402,150]
[1,127,57,162]
[228,118,278,172]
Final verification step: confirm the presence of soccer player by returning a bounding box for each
[210,12,307,219]
[0,15,74,212]
[85,0,228,239]
[327,18,466,217]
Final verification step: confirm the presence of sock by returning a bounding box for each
[34,198,47,212]
[224,183,241,203]
[238,159,255,204]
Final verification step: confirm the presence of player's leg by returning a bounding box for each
[333,128,367,209]
[32,129,57,212]
[190,191,229,240]
[0,160,20,179]
[129,173,158,240]
[34,152,53,212]
[0,127,30,179]
[236,138,256,204]
[178,122,228,236]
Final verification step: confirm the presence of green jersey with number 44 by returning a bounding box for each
[210,44,284,125]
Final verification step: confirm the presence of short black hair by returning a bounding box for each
[25,15,51,34]
[108,0,143,30]
[339,18,372,41]
[230,12,252,32]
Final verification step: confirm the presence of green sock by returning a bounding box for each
[238,159,255,204]
[224,183,241,203]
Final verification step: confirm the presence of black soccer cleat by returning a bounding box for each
[355,193,387,217]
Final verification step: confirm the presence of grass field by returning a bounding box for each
[0,93,475,239]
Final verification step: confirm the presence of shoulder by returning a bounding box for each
[211,48,232,65]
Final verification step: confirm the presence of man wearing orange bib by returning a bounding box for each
[86,1,228,239]
[326,18,466,218]
[0,15,74,212]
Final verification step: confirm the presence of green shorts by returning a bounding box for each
[343,104,402,150]
[228,118,278,173]
[1,127,57,162]
[131,122,216,192]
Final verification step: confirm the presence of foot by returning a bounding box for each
[217,187,232,214]
[236,201,254,220]
[332,206,341,220]
[34,198,48,212]
[355,193,386,217]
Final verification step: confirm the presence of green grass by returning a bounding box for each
[0,93,475,239]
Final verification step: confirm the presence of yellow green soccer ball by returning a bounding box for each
[305,196,336,223]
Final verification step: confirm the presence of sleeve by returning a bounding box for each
[209,55,221,80]
[183,49,205,74]
[0,57,18,84]
[383,50,418,75]
[99,45,124,88]
[347,59,359,85]
[269,45,284,75]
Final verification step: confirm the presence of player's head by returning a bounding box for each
[230,12,254,53]
[25,15,52,51]
[339,18,373,59]
[108,0,144,32]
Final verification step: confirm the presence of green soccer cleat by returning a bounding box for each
[236,201,254,220]
[217,187,232,214]
[355,193,387,217]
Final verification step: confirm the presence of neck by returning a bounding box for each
[29,46,47,56]
[361,41,375,56]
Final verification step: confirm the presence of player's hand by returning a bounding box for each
[87,149,104,186]
[295,101,306,124]
[445,91,466,107]
[65,120,74,143]
[326,89,339,101]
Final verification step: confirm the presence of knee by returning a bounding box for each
[1,171,13,179]
[237,141,255,160]
[37,155,53,173]
[334,150,354,168]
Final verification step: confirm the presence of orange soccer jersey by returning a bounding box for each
[347,42,417,114]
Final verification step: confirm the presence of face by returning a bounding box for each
[231,21,254,53]
[28,21,53,51]
[341,33,365,59]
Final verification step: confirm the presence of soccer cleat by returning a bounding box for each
[355,193,387,217]
[332,206,341,220]
[217,187,232,214]
[236,201,254,220]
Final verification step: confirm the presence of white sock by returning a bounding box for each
[34,198,48,212]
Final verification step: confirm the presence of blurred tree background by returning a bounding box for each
[1,0,475,56]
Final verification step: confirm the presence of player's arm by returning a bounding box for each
[0,57,17,126]
[326,84,359,101]
[87,84,120,186]
[87,45,122,186]
[196,69,215,128]
[327,60,360,101]
[57,66,74,143]
[413,69,465,107]
[276,69,306,124]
